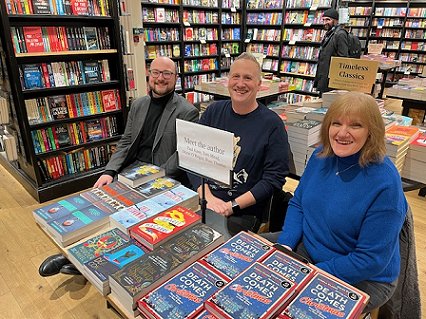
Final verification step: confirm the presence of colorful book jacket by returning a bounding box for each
[262,247,315,291]
[33,194,92,225]
[67,228,130,264]
[280,272,369,319]
[109,199,165,232]
[109,224,223,311]
[205,262,296,319]
[114,189,146,207]
[138,262,228,319]
[150,185,198,210]
[118,162,165,187]
[200,231,273,280]
[79,181,130,203]
[129,205,201,250]
[134,177,180,198]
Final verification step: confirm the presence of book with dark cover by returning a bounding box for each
[54,124,71,147]
[83,61,101,83]
[109,223,224,316]
[33,194,92,227]
[84,240,147,295]
[86,118,103,141]
[32,0,52,14]
[48,95,69,120]
[262,246,316,292]
[67,228,130,264]
[200,231,273,280]
[134,177,180,199]
[83,26,99,50]
[138,262,228,319]
[205,262,297,319]
[109,199,165,234]
[280,271,369,319]
[118,162,165,188]
[114,189,146,207]
[130,205,201,251]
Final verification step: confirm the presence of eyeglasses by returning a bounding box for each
[149,69,175,79]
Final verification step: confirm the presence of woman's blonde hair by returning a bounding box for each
[318,92,386,166]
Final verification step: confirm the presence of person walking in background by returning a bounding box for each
[314,8,349,96]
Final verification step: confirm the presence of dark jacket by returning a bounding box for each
[105,93,199,180]
[314,25,349,95]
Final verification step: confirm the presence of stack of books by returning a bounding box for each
[321,90,348,108]
[385,125,420,173]
[401,131,426,183]
[118,162,165,188]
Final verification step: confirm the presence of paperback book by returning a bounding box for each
[130,205,201,250]
[134,177,180,199]
[150,185,199,212]
[118,162,165,188]
[109,223,224,316]
[200,231,273,280]
[205,262,297,319]
[138,262,228,319]
[80,181,130,203]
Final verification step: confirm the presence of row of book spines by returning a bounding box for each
[142,28,180,42]
[246,0,283,9]
[20,60,110,90]
[11,25,110,54]
[281,76,315,91]
[281,61,317,73]
[26,90,121,124]
[246,12,282,25]
[37,143,113,181]
[222,42,240,55]
[183,73,217,89]
[4,0,110,16]
[31,116,118,154]
[183,59,218,72]
[247,43,279,56]
[184,43,218,57]
[285,0,332,7]
[142,7,180,24]
[282,28,323,41]
[183,28,219,41]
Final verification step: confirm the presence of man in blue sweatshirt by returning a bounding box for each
[190,52,289,235]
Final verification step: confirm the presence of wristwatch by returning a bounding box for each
[231,199,240,213]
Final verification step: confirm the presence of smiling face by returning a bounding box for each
[329,114,369,158]
[148,57,177,98]
[228,58,261,112]
[323,16,336,31]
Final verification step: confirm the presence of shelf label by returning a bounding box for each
[231,7,236,12]
[244,39,250,43]
[133,28,144,35]
[304,22,312,27]
[184,21,191,26]
[200,39,206,44]
[310,5,318,11]
[225,53,231,58]
[289,40,296,45]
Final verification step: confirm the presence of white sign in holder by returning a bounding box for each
[176,119,234,223]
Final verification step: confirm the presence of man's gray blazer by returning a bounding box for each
[105,93,199,179]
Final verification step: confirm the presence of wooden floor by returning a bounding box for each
[0,164,424,318]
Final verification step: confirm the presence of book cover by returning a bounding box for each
[150,185,198,211]
[129,205,201,250]
[22,64,43,89]
[83,61,101,83]
[84,26,99,50]
[109,199,165,233]
[114,189,146,207]
[134,177,180,199]
[48,95,69,120]
[23,26,45,53]
[86,118,103,141]
[193,310,219,319]
[118,162,165,188]
[410,132,426,152]
[281,272,369,319]
[101,89,119,112]
[201,231,273,280]
[109,223,224,314]
[32,0,52,14]
[287,119,322,135]
[138,262,228,319]
[33,194,92,226]
[71,0,89,15]
[67,228,130,264]
[79,181,129,203]
[205,262,296,319]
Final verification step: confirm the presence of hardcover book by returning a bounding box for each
[83,61,102,83]
[86,118,103,141]
[280,271,369,319]
[22,64,43,89]
[134,177,180,199]
[55,124,71,147]
[101,89,119,111]
[205,262,297,319]
[200,231,273,280]
[48,95,69,120]
[138,262,228,319]
[118,162,165,188]
[23,26,45,53]
[109,199,165,233]
[109,223,224,315]
[83,26,99,50]
[32,0,52,14]
[129,205,201,250]
[150,185,199,212]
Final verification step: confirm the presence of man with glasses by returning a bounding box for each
[39,56,198,277]
[314,8,349,96]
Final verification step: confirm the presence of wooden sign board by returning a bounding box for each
[329,57,379,93]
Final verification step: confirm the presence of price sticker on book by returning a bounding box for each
[225,53,231,58]
[289,40,296,45]
[200,39,206,44]
[377,25,383,29]
[231,7,236,12]
[184,21,190,26]
[304,23,312,27]
[245,39,250,43]
[310,5,318,11]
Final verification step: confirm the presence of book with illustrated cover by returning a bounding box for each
[83,61,101,83]
[80,181,130,203]
[109,223,224,316]
[200,231,273,280]
[410,132,426,153]
[118,162,165,188]
[101,89,119,112]
[22,64,43,89]
[86,118,103,141]
[48,95,68,120]
[109,199,165,233]
[32,0,52,14]
[85,240,147,295]
[33,194,93,227]
[205,262,297,319]
[23,26,45,53]
[134,177,180,199]
[84,26,99,50]
[114,189,146,207]
[54,124,71,147]
[129,205,201,250]
[287,119,322,135]
[279,271,369,319]
[150,185,199,212]
[67,228,130,265]
[138,262,228,319]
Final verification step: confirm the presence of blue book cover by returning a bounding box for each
[262,249,315,289]
[202,231,272,279]
[33,194,93,225]
[282,272,368,319]
[110,199,164,232]
[139,262,227,319]
[23,64,43,89]
[48,205,110,236]
[67,228,130,264]
[150,185,197,210]
[207,262,296,319]
[134,177,180,199]
[193,310,219,318]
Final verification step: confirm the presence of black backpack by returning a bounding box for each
[343,29,362,58]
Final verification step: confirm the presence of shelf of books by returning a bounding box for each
[0,0,127,202]
[347,0,373,54]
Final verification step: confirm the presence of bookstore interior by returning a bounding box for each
[0,0,425,318]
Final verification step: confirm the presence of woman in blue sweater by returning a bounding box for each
[278,92,407,312]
